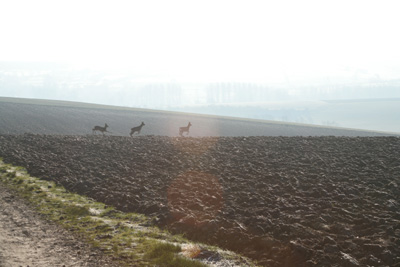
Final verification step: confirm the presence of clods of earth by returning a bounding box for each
[0,134,399,266]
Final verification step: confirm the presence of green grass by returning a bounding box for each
[0,160,257,266]
[64,205,91,217]
[144,241,207,267]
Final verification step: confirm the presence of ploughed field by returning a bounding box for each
[0,134,399,266]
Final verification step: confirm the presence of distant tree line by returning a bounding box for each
[1,68,400,108]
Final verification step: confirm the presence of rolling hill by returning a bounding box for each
[0,97,397,137]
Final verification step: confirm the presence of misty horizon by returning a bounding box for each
[1,60,400,105]
[1,61,400,134]
[1,1,400,133]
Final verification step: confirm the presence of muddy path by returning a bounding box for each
[0,183,118,267]
[1,134,399,266]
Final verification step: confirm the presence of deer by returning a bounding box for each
[179,122,192,136]
[92,123,109,135]
[130,122,145,136]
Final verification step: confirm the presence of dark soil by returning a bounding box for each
[1,134,399,266]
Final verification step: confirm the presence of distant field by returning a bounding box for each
[168,98,400,134]
[0,97,397,137]
[313,98,400,133]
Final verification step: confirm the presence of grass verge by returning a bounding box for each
[0,160,257,266]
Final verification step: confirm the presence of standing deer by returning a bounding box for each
[130,122,145,136]
[179,122,192,136]
[92,123,109,135]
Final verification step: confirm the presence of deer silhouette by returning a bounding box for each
[179,122,192,136]
[130,122,145,136]
[92,123,109,135]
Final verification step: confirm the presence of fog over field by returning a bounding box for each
[1,62,400,133]
[1,1,400,133]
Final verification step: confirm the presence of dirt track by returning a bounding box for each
[0,182,118,267]
[1,134,399,266]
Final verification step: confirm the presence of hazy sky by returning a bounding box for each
[1,0,400,82]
